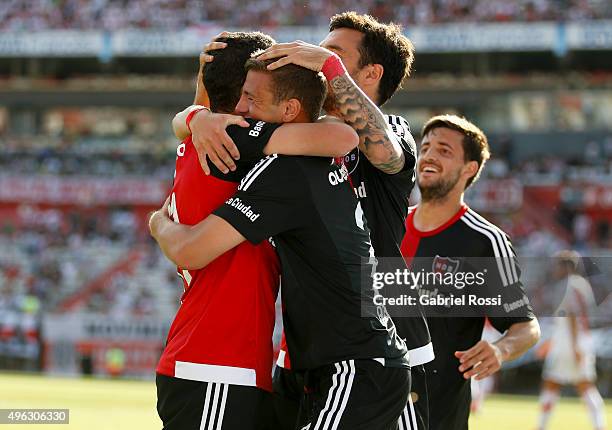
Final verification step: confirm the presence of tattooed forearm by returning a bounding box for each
[330,74,405,174]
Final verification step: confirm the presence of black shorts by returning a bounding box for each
[270,365,303,430]
[398,364,429,430]
[300,359,410,430]
[156,373,269,430]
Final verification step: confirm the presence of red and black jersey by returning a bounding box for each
[156,119,281,392]
[400,204,535,430]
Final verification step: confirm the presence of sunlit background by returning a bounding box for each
[0,1,611,428]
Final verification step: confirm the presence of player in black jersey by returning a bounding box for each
[399,115,541,430]
[191,13,432,430]
[151,58,411,429]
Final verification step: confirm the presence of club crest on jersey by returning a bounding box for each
[433,255,460,274]
[337,149,360,175]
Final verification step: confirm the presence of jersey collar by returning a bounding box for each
[406,204,468,237]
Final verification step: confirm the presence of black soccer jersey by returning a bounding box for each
[401,204,535,430]
[208,119,282,182]
[338,114,432,365]
[214,154,410,371]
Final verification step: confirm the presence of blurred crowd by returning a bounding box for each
[0,144,174,178]
[0,206,176,315]
[483,136,612,183]
[0,207,179,370]
[1,0,610,31]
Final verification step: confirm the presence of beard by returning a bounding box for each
[418,168,462,202]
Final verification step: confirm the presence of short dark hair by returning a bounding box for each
[421,115,490,189]
[244,58,327,122]
[203,32,275,113]
[329,11,414,106]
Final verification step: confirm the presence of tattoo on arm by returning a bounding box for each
[330,74,405,174]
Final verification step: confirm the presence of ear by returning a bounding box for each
[282,98,301,122]
[361,63,384,86]
[462,160,479,182]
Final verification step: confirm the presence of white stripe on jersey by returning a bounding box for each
[239,154,278,191]
[460,211,518,286]
[385,114,411,141]
[466,209,519,283]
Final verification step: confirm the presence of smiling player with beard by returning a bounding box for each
[400,114,541,430]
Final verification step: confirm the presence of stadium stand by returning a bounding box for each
[0,0,611,30]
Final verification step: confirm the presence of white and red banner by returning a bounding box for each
[0,175,169,206]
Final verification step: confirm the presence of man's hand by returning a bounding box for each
[194,31,230,106]
[148,195,172,240]
[257,41,335,72]
[455,340,503,380]
[199,31,231,64]
[190,110,249,175]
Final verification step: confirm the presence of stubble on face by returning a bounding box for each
[418,166,462,202]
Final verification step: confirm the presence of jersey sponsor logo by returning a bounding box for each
[328,164,349,186]
[248,120,266,137]
[353,181,367,198]
[432,255,460,274]
[503,295,530,313]
[226,196,260,222]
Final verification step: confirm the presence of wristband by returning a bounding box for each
[321,54,347,81]
[186,107,210,133]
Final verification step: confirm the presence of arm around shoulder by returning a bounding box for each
[263,121,358,157]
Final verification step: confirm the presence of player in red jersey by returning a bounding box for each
[156,32,359,430]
